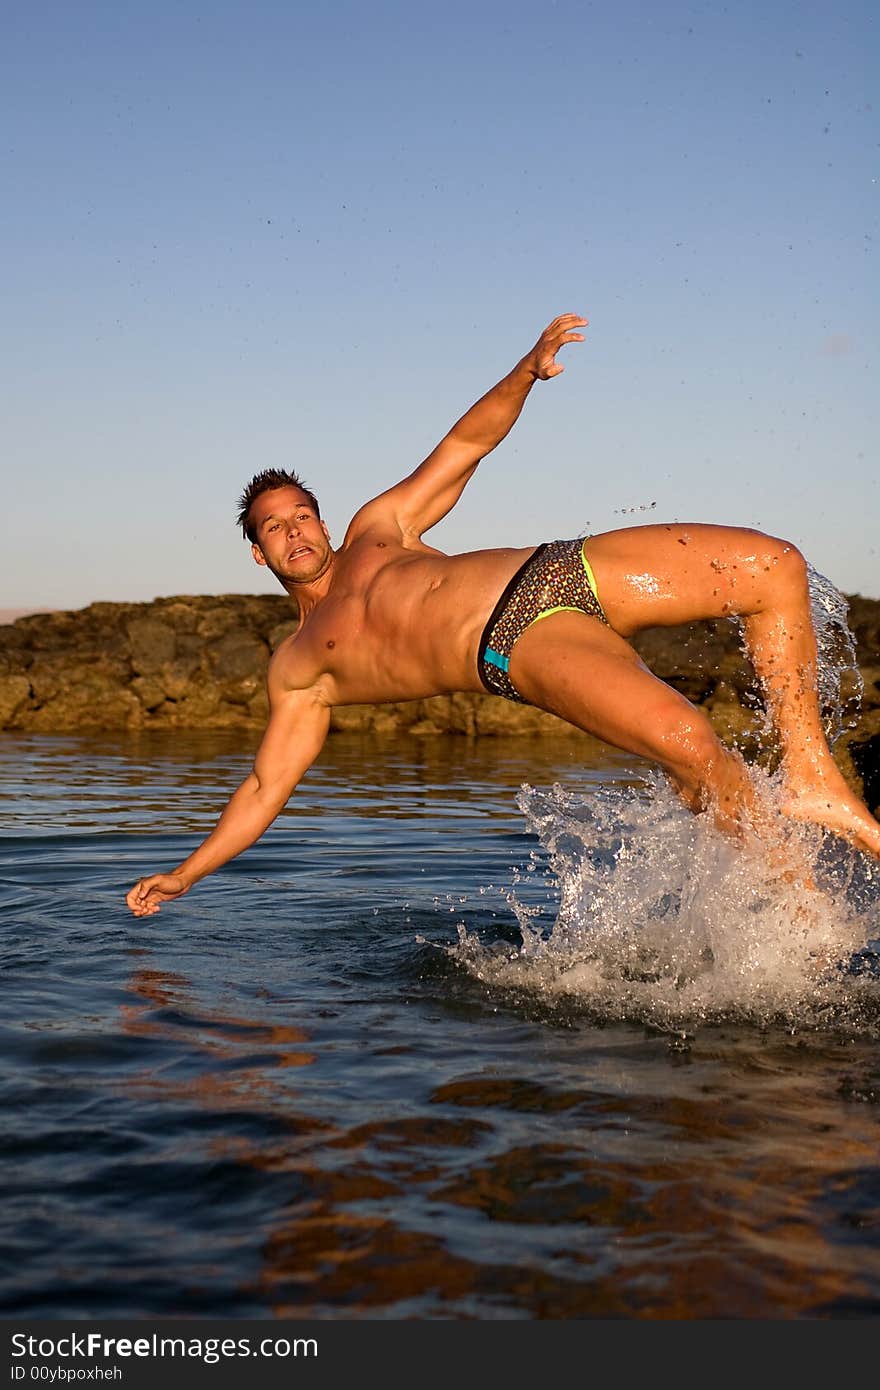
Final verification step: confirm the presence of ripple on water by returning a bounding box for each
[2,729,880,1317]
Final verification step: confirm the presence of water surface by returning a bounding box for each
[1,730,879,1318]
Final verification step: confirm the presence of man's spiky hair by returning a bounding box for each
[236,469,321,542]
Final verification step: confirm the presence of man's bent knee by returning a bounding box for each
[754,535,809,595]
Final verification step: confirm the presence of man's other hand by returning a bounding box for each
[126,872,189,917]
[530,312,588,379]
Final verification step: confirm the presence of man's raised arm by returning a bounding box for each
[351,312,588,541]
[125,683,330,917]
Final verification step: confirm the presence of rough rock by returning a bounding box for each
[0,675,31,726]
[0,591,877,812]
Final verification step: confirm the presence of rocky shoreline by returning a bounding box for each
[1,592,877,812]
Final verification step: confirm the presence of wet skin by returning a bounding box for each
[127,314,880,917]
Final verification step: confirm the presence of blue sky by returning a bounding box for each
[3,0,877,607]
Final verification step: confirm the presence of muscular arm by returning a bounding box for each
[352,313,587,541]
[125,681,331,917]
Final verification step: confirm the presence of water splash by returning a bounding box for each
[450,772,879,1034]
[450,561,874,1032]
[807,562,863,744]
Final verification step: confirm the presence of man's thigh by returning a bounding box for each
[509,610,719,769]
[583,522,783,636]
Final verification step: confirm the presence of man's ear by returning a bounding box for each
[321,521,330,543]
[251,543,267,568]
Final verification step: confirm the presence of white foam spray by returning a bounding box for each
[807,562,863,744]
[450,564,878,1032]
[451,771,879,1032]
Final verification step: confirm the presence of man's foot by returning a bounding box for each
[780,769,880,859]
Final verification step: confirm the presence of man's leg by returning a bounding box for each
[579,522,880,855]
[508,610,754,832]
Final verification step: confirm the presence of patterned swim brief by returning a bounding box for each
[477,538,608,704]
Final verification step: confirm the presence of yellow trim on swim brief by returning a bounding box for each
[530,604,583,628]
[580,540,600,601]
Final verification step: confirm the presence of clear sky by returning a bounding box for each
[3,0,877,608]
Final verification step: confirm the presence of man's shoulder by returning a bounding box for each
[342,487,410,546]
[267,629,331,702]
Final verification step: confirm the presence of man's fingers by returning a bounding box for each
[537,317,588,361]
[127,876,160,912]
[127,872,186,914]
[547,313,588,332]
[548,329,586,346]
[127,893,161,916]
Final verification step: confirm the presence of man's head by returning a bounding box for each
[237,469,333,588]
[237,469,321,542]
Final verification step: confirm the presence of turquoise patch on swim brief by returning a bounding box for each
[483,647,510,672]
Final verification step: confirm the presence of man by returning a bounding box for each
[127,313,880,917]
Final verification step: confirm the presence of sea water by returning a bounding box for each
[2,714,879,1318]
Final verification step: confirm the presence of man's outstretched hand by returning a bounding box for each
[529,312,588,380]
[126,872,189,917]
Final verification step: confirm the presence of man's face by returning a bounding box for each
[249,487,333,586]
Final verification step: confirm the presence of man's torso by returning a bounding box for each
[275,527,538,706]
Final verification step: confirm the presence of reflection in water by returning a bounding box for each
[1,730,879,1317]
[0,728,638,832]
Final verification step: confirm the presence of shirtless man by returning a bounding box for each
[126,313,880,916]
